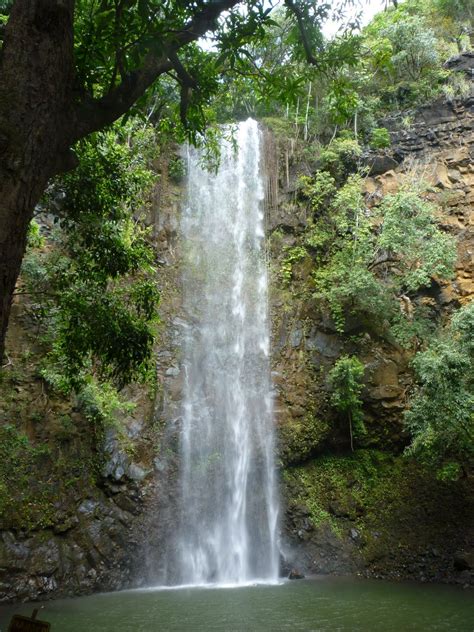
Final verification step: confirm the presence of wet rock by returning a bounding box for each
[454,550,474,571]
[328,499,357,519]
[127,420,143,439]
[431,163,452,189]
[167,373,184,401]
[103,442,130,482]
[29,540,60,576]
[268,202,307,231]
[294,504,311,517]
[127,463,147,482]
[309,331,342,358]
[369,358,400,389]
[368,385,403,401]
[53,515,79,534]
[448,168,462,183]
[456,570,473,586]
[289,325,303,348]
[350,528,360,541]
[288,568,305,579]
[444,51,474,75]
[165,366,180,377]
[0,533,30,571]
[78,499,99,516]
[153,457,167,472]
[279,554,292,577]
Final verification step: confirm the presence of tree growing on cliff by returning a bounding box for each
[328,355,366,452]
[308,177,456,347]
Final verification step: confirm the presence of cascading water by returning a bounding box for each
[172,118,279,586]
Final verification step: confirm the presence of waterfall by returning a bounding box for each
[172,118,279,586]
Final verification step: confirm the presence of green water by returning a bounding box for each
[0,577,472,631]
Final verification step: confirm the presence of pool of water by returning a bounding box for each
[0,576,472,631]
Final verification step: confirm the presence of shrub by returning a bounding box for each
[369,127,391,149]
[318,137,362,181]
[405,302,474,478]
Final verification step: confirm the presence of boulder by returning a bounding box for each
[454,550,474,571]
[374,170,400,195]
[430,163,452,189]
[288,568,305,580]
[444,51,474,75]
[364,154,400,176]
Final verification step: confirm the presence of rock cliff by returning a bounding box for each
[267,84,474,585]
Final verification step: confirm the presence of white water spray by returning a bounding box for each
[173,119,279,586]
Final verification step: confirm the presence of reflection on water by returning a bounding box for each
[0,576,473,632]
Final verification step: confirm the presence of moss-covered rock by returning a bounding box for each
[278,412,330,466]
[282,450,474,584]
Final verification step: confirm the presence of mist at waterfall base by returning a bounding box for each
[162,118,279,587]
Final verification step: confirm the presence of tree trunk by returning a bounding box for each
[0,176,47,360]
[0,0,75,360]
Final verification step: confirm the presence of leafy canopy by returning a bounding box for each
[22,122,159,392]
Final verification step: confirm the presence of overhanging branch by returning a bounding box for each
[73,0,241,140]
[169,51,198,90]
[285,0,322,69]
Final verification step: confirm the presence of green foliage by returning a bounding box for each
[442,73,472,102]
[405,301,474,477]
[318,137,362,181]
[381,16,440,82]
[298,170,336,213]
[378,190,456,291]
[284,448,468,563]
[328,356,366,449]
[311,174,389,333]
[278,413,330,466]
[22,122,159,391]
[432,0,473,51]
[280,245,308,285]
[369,127,391,149]
[70,1,277,141]
[360,2,453,110]
[283,450,393,536]
[27,220,45,249]
[168,157,186,183]
[325,77,360,126]
[78,378,135,426]
[278,0,471,142]
[310,178,456,345]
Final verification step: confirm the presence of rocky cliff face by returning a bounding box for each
[267,85,474,585]
[0,158,185,601]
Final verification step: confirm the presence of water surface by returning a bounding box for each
[1,577,472,631]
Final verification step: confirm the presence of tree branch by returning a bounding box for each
[169,51,198,90]
[168,50,199,125]
[74,0,241,140]
[284,0,322,69]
